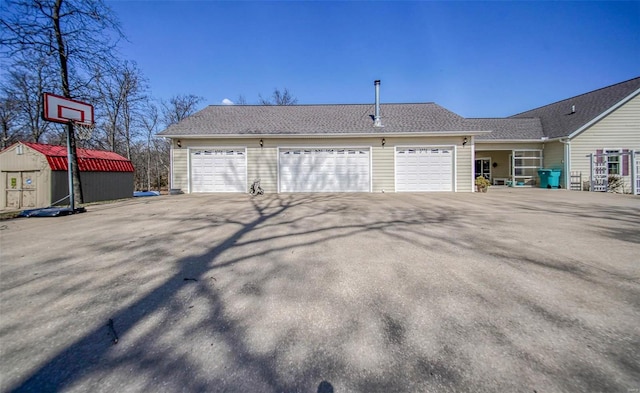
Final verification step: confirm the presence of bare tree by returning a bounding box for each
[3,54,57,142]
[161,94,204,126]
[258,88,298,105]
[94,60,147,158]
[139,101,164,191]
[1,0,124,205]
[235,94,248,105]
[0,93,23,148]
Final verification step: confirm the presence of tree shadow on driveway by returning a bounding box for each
[3,192,640,392]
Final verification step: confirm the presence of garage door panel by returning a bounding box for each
[190,149,246,193]
[279,148,370,192]
[396,147,453,192]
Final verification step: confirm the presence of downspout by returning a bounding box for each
[559,138,571,189]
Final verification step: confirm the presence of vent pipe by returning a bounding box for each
[374,80,383,127]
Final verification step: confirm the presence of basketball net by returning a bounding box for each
[72,120,95,140]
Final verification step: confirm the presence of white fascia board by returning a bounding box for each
[567,88,640,139]
[475,139,547,143]
[158,130,492,139]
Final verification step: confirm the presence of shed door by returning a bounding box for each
[396,147,453,191]
[4,171,38,208]
[190,149,246,193]
[279,148,370,192]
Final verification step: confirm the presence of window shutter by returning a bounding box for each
[622,149,629,176]
[596,149,603,164]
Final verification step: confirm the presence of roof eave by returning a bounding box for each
[157,130,492,139]
[476,138,547,143]
[567,87,640,139]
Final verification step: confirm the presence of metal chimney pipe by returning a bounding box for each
[374,80,382,127]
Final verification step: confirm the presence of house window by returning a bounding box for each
[606,149,620,175]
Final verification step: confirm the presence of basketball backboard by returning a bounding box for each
[43,93,94,125]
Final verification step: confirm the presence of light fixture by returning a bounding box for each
[462,137,468,147]
[176,140,182,148]
[381,138,386,147]
[259,139,264,147]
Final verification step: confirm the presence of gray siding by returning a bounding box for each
[51,171,69,205]
[51,171,134,204]
[80,172,134,203]
[570,94,640,192]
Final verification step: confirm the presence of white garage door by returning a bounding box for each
[396,147,454,192]
[190,149,246,192]
[279,148,370,192]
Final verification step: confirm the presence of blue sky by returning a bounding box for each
[108,1,640,117]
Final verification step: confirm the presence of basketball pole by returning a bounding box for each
[66,122,75,211]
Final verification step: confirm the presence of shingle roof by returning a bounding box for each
[157,103,476,137]
[22,142,134,172]
[510,77,640,139]
[465,118,544,140]
[157,77,639,141]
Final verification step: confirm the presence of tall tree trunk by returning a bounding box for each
[53,0,83,204]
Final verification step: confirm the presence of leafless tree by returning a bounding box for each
[258,88,298,105]
[0,93,24,148]
[235,94,248,105]
[1,0,124,204]
[138,101,169,191]
[93,60,148,158]
[2,54,57,142]
[161,94,204,126]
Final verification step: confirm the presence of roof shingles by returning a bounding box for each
[157,77,639,141]
[510,77,640,139]
[158,103,473,136]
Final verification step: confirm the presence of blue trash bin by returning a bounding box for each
[548,169,561,188]
[538,169,562,188]
[538,169,551,188]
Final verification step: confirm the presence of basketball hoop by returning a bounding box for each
[72,120,95,140]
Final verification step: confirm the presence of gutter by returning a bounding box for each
[558,138,571,189]
[475,138,548,143]
[157,130,493,139]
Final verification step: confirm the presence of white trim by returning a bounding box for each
[601,147,633,177]
[369,146,373,193]
[187,146,248,193]
[159,130,492,139]
[511,149,543,187]
[629,150,640,195]
[470,141,475,192]
[394,144,456,192]
[277,145,372,193]
[169,147,174,190]
[475,139,548,143]
[568,88,640,139]
[560,139,571,189]
[475,156,492,181]
[454,145,458,192]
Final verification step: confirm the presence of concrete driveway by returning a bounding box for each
[1,189,639,393]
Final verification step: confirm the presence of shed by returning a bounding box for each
[0,142,134,209]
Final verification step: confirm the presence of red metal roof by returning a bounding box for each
[21,142,134,172]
